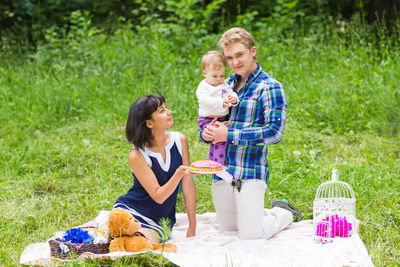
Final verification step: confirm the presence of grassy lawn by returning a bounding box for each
[1,19,399,266]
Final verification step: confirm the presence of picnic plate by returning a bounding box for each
[189,166,227,174]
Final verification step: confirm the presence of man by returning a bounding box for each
[201,27,301,239]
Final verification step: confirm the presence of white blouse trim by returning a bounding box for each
[135,131,182,172]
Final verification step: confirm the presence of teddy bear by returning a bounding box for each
[107,208,177,253]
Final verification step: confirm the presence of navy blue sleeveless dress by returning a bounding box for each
[114,132,182,237]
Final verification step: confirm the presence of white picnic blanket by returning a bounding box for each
[20,212,375,267]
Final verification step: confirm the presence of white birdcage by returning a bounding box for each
[313,168,358,244]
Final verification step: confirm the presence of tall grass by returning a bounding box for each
[0,17,399,266]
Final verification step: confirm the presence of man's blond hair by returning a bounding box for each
[218,27,255,50]
[201,51,227,71]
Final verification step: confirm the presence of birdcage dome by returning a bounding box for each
[313,168,357,244]
[315,169,355,199]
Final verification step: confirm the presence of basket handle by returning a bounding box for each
[331,168,338,181]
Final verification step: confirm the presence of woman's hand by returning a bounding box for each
[175,165,189,178]
[175,165,200,177]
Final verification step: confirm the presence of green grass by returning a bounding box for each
[1,18,399,266]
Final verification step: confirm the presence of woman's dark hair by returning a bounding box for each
[126,94,165,149]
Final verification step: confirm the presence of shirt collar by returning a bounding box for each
[232,63,262,88]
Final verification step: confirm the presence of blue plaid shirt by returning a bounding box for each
[201,63,287,183]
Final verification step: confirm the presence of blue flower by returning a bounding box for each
[61,228,94,244]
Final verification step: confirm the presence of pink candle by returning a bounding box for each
[316,215,352,238]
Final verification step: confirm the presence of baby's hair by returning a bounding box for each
[201,51,227,72]
[218,27,255,50]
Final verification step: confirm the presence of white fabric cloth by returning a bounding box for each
[214,168,233,183]
[212,179,293,239]
[20,212,375,267]
[196,79,238,117]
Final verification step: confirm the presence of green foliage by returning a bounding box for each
[84,252,178,266]
[158,217,172,244]
[1,0,399,50]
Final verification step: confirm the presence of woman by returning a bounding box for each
[114,94,196,242]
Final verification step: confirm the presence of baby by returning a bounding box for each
[196,51,238,165]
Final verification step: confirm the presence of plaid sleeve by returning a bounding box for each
[198,128,211,144]
[228,81,287,145]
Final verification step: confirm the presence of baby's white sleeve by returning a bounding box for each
[196,83,224,114]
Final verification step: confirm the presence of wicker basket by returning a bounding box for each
[49,238,110,259]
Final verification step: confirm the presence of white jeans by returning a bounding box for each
[212,179,293,239]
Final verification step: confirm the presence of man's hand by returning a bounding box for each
[222,121,230,127]
[207,121,228,144]
[202,126,214,142]
[201,117,218,142]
